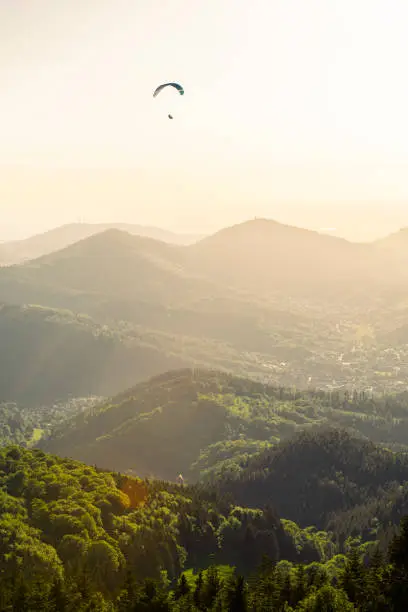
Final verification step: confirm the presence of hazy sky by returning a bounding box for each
[1,0,408,240]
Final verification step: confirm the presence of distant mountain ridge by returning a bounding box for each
[2,218,408,402]
[0,218,396,298]
[2,218,408,328]
[0,222,203,265]
[2,217,408,270]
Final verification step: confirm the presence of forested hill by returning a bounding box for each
[0,444,299,609]
[4,445,408,609]
[220,428,408,529]
[40,367,408,483]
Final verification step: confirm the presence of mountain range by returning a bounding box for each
[2,217,408,403]
[3,218,408,304]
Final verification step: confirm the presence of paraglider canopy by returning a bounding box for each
[153,82,184,97]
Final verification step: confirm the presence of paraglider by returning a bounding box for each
[153,82,184,119]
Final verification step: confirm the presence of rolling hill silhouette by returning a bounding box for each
[0,218,404,310]
[187,218,396,298]
[0,222,202,265]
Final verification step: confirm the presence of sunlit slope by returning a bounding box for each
[187,218,400,300]
[0,229,197,300]
[40,369,246,479]
[39,368,408,481]
[0,222,202,265]
[0,229,229,330]
[0,302,300,406]
[0,303,190,405]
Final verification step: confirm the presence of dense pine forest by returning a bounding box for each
[1,444,408,610]
[2,368,408,608]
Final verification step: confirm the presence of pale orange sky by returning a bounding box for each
[1,1,408,240]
